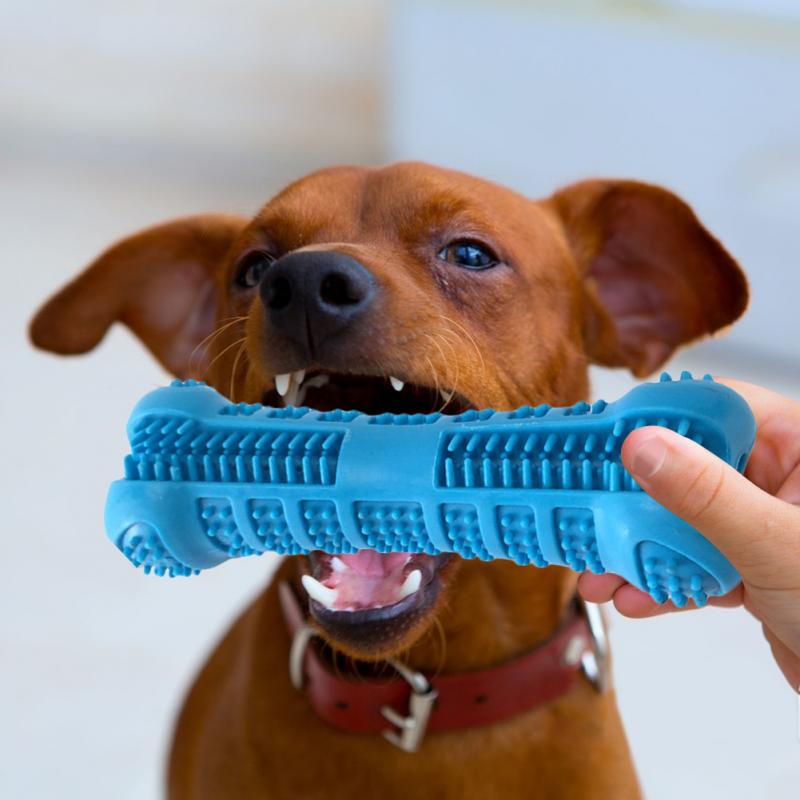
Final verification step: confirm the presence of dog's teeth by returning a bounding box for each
[306,373,330,390]
[275,373,291,396]
[398,569,422,600]
[284,372,302,406]
[390,376,404,392]
[331,556,347,573]
[440,388,454,403]
[301,575,338,608]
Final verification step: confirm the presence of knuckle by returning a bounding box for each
[760,505,800,553]
[672,460,727,523]
[761,510,783,541]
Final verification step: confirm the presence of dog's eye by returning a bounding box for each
[235,251,275,288]
[437,241,499,270]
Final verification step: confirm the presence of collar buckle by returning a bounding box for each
[576,598,610,693]
[289,622,317,690]
[284,587,607,754]
[380,660,438,753]
[288,622,437,752]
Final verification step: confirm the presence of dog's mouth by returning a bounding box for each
[260,368,470,416]
[302,550,449,621]
[261,366,466,649]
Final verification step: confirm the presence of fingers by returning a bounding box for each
[715,378,800,499]
[611,585,673,617]
[578,572,743,617]
[611,583,743,617]
[713,377,800,429]
[576,572,625,603]
[622,426,800,588]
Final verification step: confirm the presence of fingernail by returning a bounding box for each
[629,434,668,480]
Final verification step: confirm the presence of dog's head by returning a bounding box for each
[31,162,746,660]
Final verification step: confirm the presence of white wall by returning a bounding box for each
[1,0,385,187]
[387,0,800,367]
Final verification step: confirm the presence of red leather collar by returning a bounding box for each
[279,581,597,742]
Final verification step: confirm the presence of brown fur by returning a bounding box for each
[30,162,747,799]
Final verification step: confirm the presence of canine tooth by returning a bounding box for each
[295,373,328,406]
[275,373,291,396]
[440,388,454,403]
[331,556,347,573]
[398,569,422,600]
[390,376,404,392]
[301,575,338,608]
[284,376,301,407]
[293,369,306,385]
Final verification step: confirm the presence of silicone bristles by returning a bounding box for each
[105,373,756,604]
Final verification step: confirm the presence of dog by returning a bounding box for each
[30,162,747,799]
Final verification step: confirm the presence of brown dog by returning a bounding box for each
[31,162,747,799]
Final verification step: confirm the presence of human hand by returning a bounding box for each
[578,378,800,689]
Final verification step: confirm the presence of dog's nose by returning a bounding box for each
[260,250,376,351]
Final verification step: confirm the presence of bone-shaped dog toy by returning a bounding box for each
[105,372,755,607]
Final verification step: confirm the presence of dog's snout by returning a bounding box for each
[260,250,376,352]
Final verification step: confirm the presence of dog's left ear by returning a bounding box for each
[550,180,748,377]
[30,214,248,378]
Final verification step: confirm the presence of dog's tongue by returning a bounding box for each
[310,550,419,611]
[337,551,409,577]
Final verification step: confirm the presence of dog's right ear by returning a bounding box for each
[549,180,748,377]
[29,214,249,378]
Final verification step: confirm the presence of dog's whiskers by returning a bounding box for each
[203,335,248,381]
[229,340,250,401]
[428,330,464,411]
[189,316,247,376]
[439,314,485,373]
[433,615,447,676]
[424,356,442,413]
[422,332,457,411]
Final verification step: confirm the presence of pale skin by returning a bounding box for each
[578,378,800,690]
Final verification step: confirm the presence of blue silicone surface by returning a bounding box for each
[105,372,756,606]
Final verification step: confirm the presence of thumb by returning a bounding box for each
[622,427,800,589]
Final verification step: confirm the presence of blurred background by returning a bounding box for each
[3,0,799,797]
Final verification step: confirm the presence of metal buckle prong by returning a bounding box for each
[380,659,438,753]
[290,600,606,754]
[289,623,317,690]
[576,598,610,694]
[289,624,436,752]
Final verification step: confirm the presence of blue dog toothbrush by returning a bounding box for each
[105,372,755,607]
